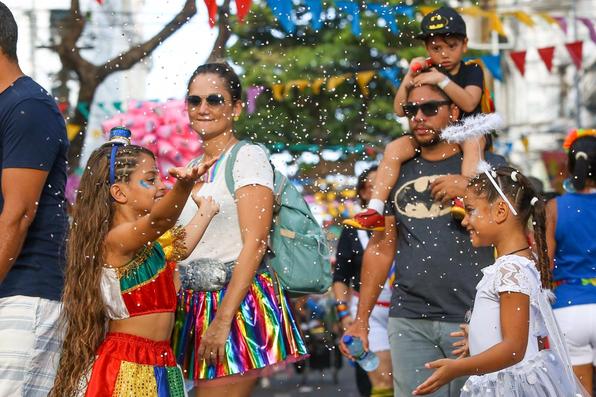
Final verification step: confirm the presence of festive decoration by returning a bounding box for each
[367,3,399,35]
[335,1,361,37]
[235,0,252,22]
[266,0,295,34]
[305,0,323,30]
[101,100,202,179]
[355,71,375,96]
[565,41,583,69]
[481,54,502,81]
[66,123,82,141]
[204,0,218,27]
[577,18,596,43]
[553,16,568,33]
[509,50,527,76]
[537,46,555,72]
[247,86,265,113]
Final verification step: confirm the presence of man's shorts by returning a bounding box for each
[0,295,62,396]
[350,294,390,353]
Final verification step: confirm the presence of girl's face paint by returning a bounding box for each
[139,180,151,189]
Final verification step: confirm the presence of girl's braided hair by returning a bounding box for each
[468,166,551,289]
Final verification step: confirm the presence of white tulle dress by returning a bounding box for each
[461,255,587,396]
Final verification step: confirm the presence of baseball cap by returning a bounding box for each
[417,7,467,40]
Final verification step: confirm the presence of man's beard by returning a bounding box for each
[413,129,443,147]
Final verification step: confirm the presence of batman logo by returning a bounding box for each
[429,15,447,30]
[393,175,450,219]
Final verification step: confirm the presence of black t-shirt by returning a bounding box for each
[446,61,484,118]
[333,227,371,293]
[0,76,69,301]
[386,151,506,322]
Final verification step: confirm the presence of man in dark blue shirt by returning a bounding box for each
[0,3,68,395]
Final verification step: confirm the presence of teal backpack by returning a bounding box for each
[224,141,332,296]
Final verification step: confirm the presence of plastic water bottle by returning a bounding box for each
[342,335,379,371]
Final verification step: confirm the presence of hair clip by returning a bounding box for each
[575,151,588,161]
[511,171,519,182]
[530,197,539,206]
[490,170,497,178]
[108,127,132,185]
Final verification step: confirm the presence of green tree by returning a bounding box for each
[229,1,435,149]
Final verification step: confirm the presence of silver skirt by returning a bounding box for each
[461,349,586,397]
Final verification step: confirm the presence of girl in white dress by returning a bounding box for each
[413,166,587,396]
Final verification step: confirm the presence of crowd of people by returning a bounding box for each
[0,2,594,397]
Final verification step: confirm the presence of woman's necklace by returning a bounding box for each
[502,246,531,256]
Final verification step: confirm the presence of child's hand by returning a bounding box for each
[412,68,447,87]
[412,359,459,395]
[409,57,430,76]
[168,157,218,184]
[451,324,469,358]
[194,195,220,219]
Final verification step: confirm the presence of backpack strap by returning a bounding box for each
[224,140,251,197]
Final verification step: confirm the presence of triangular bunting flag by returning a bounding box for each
[235,0,252,22]
[538,13,557,25]
[312,78,326,94]
[327,74,350,91]
[510,11,535,27]
[204,0,218,27]
[553,16,567,34]
[481,55,503,81]
[565,41,583,69]
[272,84,285,101]
[537,46,555,72]
[266,0,295,34]
[577,18,596,43]
[509,50,527,76]
[355,71,375,96]
[488,12,506,37]
[96,0,104,4]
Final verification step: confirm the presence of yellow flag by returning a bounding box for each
[66,123,81,141]
[312,78,326,95]
[327,74,350,91]
[355,71,375,97]
[272,84,285,101]
[285,80,310,97]
[488,12,507,36]
[509,11,535,27]
[538,12,557,25]
[458,6,486,17]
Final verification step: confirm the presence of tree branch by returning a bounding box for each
[97,0,197,79]
[55,0,88,73]
[207,0,232,62]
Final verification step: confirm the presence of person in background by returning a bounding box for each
[546,130,596,394]
[0,3,69,395]
[333,166,393,397]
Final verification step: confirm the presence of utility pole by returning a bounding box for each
[571,1,582,127]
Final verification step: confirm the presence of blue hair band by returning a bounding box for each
[108,127,132,185]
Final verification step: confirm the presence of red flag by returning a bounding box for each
[565,41,583,69]
[510,50,527,76]
[96,0,104,4]
[537,46,555,72]
[204,0,218,27]
[235,0,252,22]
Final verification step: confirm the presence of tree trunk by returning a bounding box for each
[207,0,232,63]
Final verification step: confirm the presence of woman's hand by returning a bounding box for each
[412,359,460,395]
[451,324,469,358]
[193,195,220,219]
[197,317,231,366]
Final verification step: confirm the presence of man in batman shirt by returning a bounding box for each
[342,82,506,397]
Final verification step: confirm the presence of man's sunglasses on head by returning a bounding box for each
[186,94,226,107]
[403,100,451,118]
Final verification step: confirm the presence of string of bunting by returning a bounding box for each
[509,41,584,76]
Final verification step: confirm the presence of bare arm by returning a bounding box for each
[198,184,274,365]
[414,293,530,395]
[394,57,426,116]
[0,168,48,282]
[106,162,213,257]
[545,199,557,270]
[177,195,220,260]
[412,69,483,113]
[339,216,397,356]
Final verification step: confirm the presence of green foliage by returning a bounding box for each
[228,1,440,147]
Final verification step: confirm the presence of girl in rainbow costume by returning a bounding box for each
[50,128,219,396]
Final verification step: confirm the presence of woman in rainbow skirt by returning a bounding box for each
[173,63,308,396]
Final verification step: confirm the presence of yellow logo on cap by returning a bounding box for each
[428,14,448,30]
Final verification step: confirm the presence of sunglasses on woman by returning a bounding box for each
[186,94,226,107]
[403,100,451,118]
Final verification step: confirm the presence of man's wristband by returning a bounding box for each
[438,77,451,89]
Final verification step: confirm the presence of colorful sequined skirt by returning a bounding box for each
[83,332,186,396]
[172,271,308,384]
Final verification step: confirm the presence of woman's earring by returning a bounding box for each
[233,115,240,122]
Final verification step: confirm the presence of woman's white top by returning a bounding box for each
[468,255,546,366]
[179,144,274,264]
